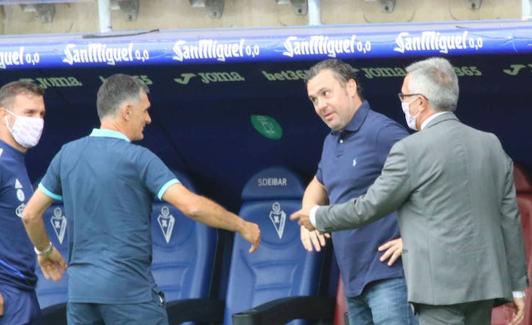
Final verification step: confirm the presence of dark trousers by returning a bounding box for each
[413,300,494,325]
[67,290,168,325]
[0,283,41,325]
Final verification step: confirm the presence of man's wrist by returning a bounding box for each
[34,241,53,258]
[309,205,319,227]
[236,217,248,234]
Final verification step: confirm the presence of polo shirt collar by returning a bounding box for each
[332,100,370,135]
[0,139,24,161]
[90,128,130,142]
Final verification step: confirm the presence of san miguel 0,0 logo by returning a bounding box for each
[63,43,150,66]
[394,31,483,54]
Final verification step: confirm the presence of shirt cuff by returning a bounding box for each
[513,291,526,299]
[309,205,319,227]
[157,178,179,200]
[38,183,63,201]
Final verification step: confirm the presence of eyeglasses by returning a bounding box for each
[397,93,427,101]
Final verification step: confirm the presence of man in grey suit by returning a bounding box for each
[291,57,528,325]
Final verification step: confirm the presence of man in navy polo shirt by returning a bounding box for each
[300,59,415,324]
[0,81,46,325]
[22,74,260,325]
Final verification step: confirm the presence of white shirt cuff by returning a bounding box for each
[309,205,319,227]
[513,291,526,299]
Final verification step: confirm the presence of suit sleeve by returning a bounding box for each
[500,156,529,291]
[315,141,412,232]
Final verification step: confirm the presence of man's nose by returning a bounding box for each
[315,97,327,111]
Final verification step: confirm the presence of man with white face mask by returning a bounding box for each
[292,57,528,325]
[400,96,420,131]
[0,81,48,325]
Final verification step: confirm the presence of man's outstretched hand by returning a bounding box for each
[240,221,261,253]
[290,209,315,231]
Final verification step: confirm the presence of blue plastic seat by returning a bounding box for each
[36,170,222,324]
[226,166,335,325]
[151,170,223,323]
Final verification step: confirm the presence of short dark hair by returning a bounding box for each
[305,59,363,99]
[0,81,44,109]
[96,74,149,119]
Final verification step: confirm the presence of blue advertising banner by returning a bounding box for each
[0,20,530,69]
[0,19,528,211]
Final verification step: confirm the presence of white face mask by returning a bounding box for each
[401,100,419,131]
[4,109,44,148]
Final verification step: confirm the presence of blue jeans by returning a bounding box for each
[347,277,416,325]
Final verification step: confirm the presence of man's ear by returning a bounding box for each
[120,105,131,121]
[0,107,8,120]
[346,79,358,97]
[417,96,433,116]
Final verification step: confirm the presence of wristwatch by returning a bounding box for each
[34,241,53,258]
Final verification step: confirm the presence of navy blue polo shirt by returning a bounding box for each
[316,101,408,297]
[0,140,37,290]
[39,129,179,304]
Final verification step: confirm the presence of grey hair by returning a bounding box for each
[305,59,364,100]
[96,74,149,119]
[405,57,459,112]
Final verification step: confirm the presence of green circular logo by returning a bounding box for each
[250,115,283,140]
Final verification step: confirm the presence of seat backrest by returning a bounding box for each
[151,170,218,301]
[518,195,532,325]
[492,164,532,325]
[514,164,532,194]
[515,164,532,257]
[518,197,532,259]
[515,165,532,325]
[35,204,69,309]
[224,166,325,324]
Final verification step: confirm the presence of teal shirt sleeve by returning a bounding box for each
[157,179,179,200]
[40,147,64,201]
[138,149,181,200]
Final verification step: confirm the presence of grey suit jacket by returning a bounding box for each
[316,112,528,305]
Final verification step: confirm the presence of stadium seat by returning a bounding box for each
[228,166,335,325]
[517,195,532,325]
[491,164,532,325]
[515,165,532,325]
[151,170,224,324]
[514,164,532,193]
[36,203,69,325]
[37,170,224,325]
